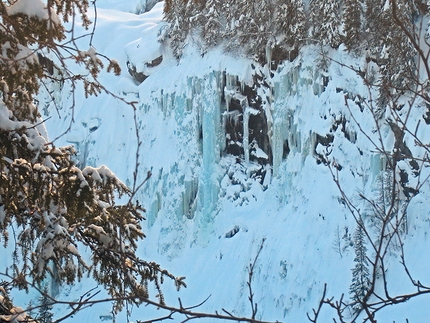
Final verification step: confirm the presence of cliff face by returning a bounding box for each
[38,3,430,322]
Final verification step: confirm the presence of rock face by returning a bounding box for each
[144,0,161,12]
[127,56,163,84]
[222,74,272,168]
[119,11,425,245]
[127,61,147,84]
[135,0,162,14]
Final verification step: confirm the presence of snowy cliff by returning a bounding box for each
[38,3,430,323]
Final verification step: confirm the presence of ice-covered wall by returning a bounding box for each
[35,6,430,323]
[139,72,224,229]
[132,51,382,229]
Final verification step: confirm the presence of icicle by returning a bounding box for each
[243,107,250,164]
[265,44,272,73]
[199,72,221,229]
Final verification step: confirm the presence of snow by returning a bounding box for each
[9,2,427,323]
[96,0,156,14]
[7,0,60,24]
[125,21,167,74]
[86,224,113,247]
[0,100,30,131]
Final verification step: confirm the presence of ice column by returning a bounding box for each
[272,76,290,177]
[199,72,221,227]
[243,107,250,164]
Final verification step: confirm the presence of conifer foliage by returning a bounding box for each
[161,0,429,74]
[163,0,195,58]
[163,0,309,63]
[349,219,370,313]
[37,286,53,323]
[309,0,342,48]
[200,0,225,53]
[0,281,37,322]
[0,0,184,317]
[376,0,419,106]
[342,0,363,52]
[276,0,306,52]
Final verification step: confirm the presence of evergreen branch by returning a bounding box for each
[390,0,430,81]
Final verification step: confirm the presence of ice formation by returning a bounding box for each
[33,3,430,323]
